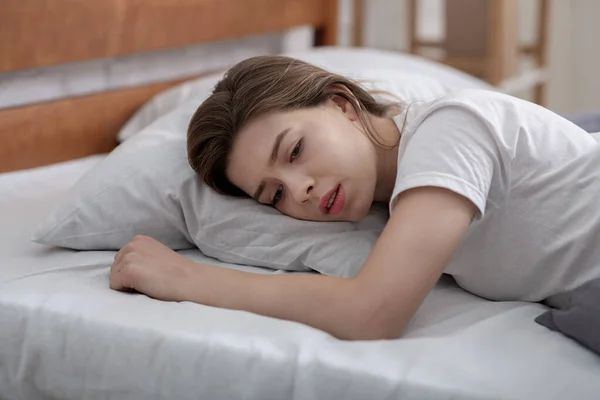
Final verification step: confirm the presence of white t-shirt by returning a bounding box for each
[390,89,600,302]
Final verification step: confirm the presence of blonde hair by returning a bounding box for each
[187,55,401,197]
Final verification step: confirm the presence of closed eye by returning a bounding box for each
[290,138,303,162]
[271,138,303,206]
[271,185,284,207]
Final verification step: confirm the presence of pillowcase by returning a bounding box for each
[33,65,485,277]
[287,47,494,92]
[33,106,387,277]
[117,72,224,142]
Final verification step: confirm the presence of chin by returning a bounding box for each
[344,201,372,222]
[350,209,370,222]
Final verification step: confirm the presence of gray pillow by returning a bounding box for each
[565,111,600,134]
[536,278,600,356]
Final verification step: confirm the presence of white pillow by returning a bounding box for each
[33,105,387,277]
[287,47,494,93]
[117,48,493,142]
[117,72,224,142]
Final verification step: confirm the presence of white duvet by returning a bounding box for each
[1,156,599,400]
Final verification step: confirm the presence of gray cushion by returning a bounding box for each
[536,278,600,355]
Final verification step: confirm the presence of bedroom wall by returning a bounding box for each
[561,0,600,113]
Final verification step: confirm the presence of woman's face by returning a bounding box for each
[227,97,378,222]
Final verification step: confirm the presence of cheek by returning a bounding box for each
[326,135,373,167]
[331,119,373,156]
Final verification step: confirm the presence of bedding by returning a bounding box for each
[2,156,600,400]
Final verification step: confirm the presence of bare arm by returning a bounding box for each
[110,186,476,340]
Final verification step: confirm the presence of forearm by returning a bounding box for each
[186,265,371,340]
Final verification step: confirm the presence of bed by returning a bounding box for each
[1,1,600,399]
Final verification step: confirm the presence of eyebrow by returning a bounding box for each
[252,127,290,201]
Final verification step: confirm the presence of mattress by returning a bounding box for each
[1,156,600,400]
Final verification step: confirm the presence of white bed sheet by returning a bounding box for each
[2,157,600,400]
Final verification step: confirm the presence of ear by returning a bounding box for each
[328,84,360,122]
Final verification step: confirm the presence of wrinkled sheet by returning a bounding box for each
[1,156,600,400]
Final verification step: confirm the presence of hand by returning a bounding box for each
[110,235,199,302]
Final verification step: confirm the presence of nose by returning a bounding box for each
[288,175,314,205]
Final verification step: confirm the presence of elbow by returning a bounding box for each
[347,320,406,341]
[334,280,411,341]
[341,309,409,341]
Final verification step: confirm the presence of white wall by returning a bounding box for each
[566,0,600,113]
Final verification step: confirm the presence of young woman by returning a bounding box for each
[109,56,600,340]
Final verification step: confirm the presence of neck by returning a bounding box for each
[370,114,401,203]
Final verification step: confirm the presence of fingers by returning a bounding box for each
[109,254,129,289]
[110,252,138,291]
[109,235,155,293]
[113,249,124,265]
[117,235,157,256]
[113,240,131,264]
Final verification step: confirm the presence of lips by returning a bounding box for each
[319,184,344,215]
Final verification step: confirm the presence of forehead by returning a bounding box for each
[226,110,299,193]
[232,110,291,162]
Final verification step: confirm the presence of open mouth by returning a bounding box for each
[320,184,345,216]
[325,185,340,213]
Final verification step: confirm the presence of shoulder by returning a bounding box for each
[406,100,498,148]
[435,88,518,104]
[409,88,522,120]
[400,89,526,147]
[391,91,510,219]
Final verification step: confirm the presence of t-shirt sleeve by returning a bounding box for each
[390,106,502,219]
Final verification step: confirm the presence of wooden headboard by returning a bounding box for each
[0,0,338,172]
